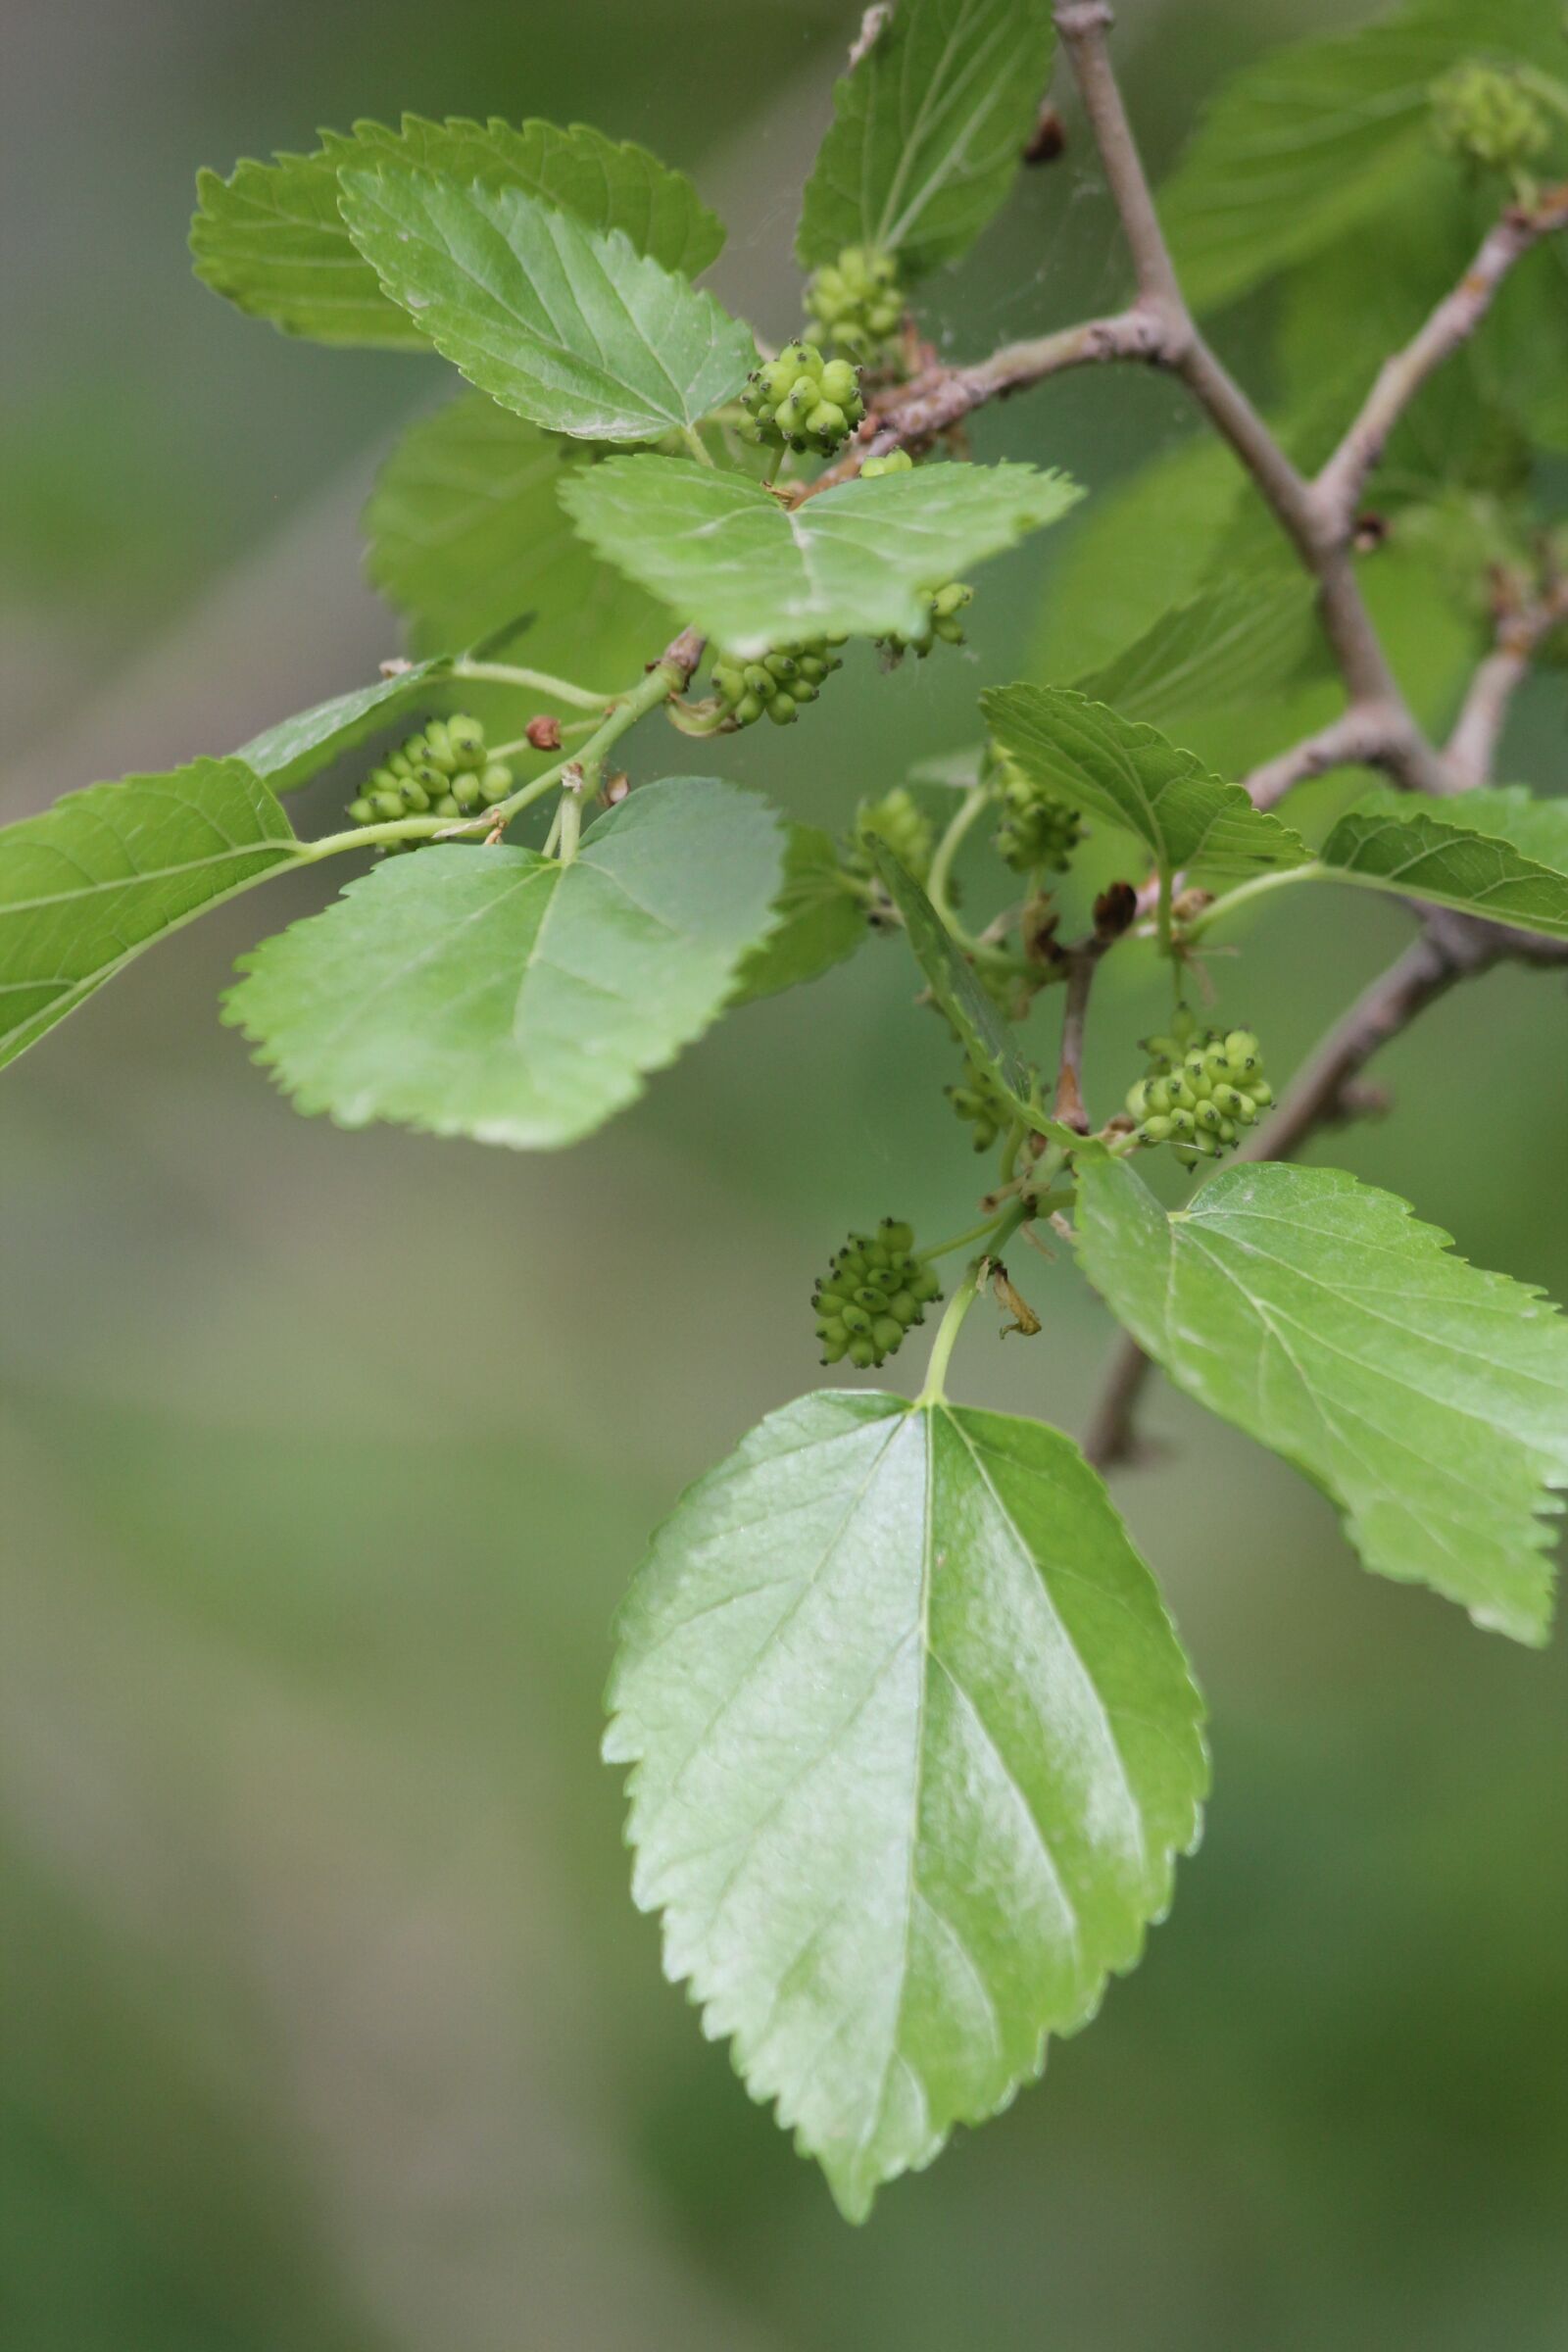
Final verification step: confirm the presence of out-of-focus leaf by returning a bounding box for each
[797,0,1055,277]
[729,825,866,1006]
[1073,574,1324,750]
[234,663,451,793]
[1077,1156,1568,1644]
[561,456,1080,657]
[223,779,783,1149]
[606,1388,1207,2218]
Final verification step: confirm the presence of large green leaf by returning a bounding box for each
[234,662,450,794]
[797,0,1055,277]
[0,760,298,1070]
[362,398,667,676]
[1157,0,1563,315]
[337,170,755,443]
[224,778,783,1149]
[1073,573,1324,750]
[729,825,866,1006]
[868,844,1046,1135]
[605,1389,1207,2219]
[561,457,1080,657]
[1077,1158,1568,1645]
[191,116,723,345]
[1319,787,1568,939]
[982,686,1311,877]
[1445,786,1568,872]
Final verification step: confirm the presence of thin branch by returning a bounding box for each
[1054,950,1100,1133]
[1315,183,1568,534]
[1444,573,1568,789]
[1239,709,1392,810]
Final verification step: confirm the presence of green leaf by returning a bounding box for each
[1073,573,1324,752]
[982,686,1311,878]
[729,825,866,1006]
[797,0,1055,277]
[1446,785,1568,871]
[1319,786,1568,939]
[234,662,451,793]
[0,760,298,1070]
[223,778,783,1149]
[605,1389,1207,2219]
[1077,1157,1568,1645]
[191,116,723,345]
[337,170,756,443]
[1156,0,1563,315]
[363,398,668,674]
[561,457,1080,658]
[868,843,1046,1135]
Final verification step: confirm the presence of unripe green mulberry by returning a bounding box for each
[710,636,845,729]
[947,1055,1011,1152]
[850,786,935,883]
[1431,60,1549,177]
[813,1217,941,1367]
[742,342,866,456]
[347,712,511,850]
[860,449,913,481]
[1126,1009,1272,1170]
[881,580,975,659]
[990,747,1084,874]
[804,245,904,363]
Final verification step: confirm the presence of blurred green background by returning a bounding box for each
[3,2,1566,2343]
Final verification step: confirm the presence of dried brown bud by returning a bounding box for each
[990,1262,1042,1339]
[525,713,563,751]
[1104,1112,1137,1137]
[1022,895,1064,966]
[1024,103,1067,165]
[601,770,630,808]
[1352,512,1389,554]
[1172,886,1215,924]
[1093,880,1139,940]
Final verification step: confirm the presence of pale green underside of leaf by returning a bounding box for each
[0,760,298,1070]
[729,824,867,1006]
[797,0,1055,276]
[1320,787,1568,939]
[191,115,723,345]
[234,661,451,793]
[982,685,1311,878]
[363,397,667,670]
[1072,573,1324,750]
[1156,0,1563,314]
[338,170,755,443]
[605,1389,1207,2219]
[223,778,783,1150]
[868,845,1045,1137]
[1077,1158,1568,1645]
[561,456,1080,658]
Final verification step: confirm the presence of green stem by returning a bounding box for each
[1154,865,1174,961]
[1185,860,1326,941]
[681,425,716,467]
[915,1199,1031,1407]
[451,659,618,710]
[926,788,988,932]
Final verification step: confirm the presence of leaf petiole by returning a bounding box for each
[915,1198,1032,1405]
[1183,860,1326,941]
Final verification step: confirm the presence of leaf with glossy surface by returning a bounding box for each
[338,170,755,442]
[562,457,1080,657]
[0,760,298,1069]
[363,398,668,670]
[234,662,451,793]
[606,1389,1207,2218]
[1319,787,1568,939]
[224,778,783,1149]
[730,825,866,1006]
[798,0,1055,276]
[1077,1157,1568,1644]
[983,686,1311,877]
[1157,0,1561,314]
[192,116,723,344]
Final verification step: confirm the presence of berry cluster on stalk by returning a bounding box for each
[991,748,1084,874]
[710,639,845,728]
[1127,1010,1273,1169]
[805,245,904,362]
[743,344,864,455]
[347,714,511,844]
[813,1220,942,1368]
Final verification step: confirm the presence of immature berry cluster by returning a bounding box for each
[710,639,845,728]
[743,344,865,455]
[347,714,511,833]
[850,785,934,882]
[805,245,904,362]
[883,581,974,659]
[1127,1010,1273,1169]
[948,1055,1012,1152]
[860,448,912,480]
[1431,60,1549,175]
[813,1219,942,1368]
[991,748,1084,874]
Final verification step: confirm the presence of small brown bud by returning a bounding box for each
[601,770,630,808]
[1352,512,1389,553]
[525,714,563,751]
[1104,1112,1137,1137]
[1093,880,1138,940]
[1172,886,1215,924]
[1024,103,1067,165]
